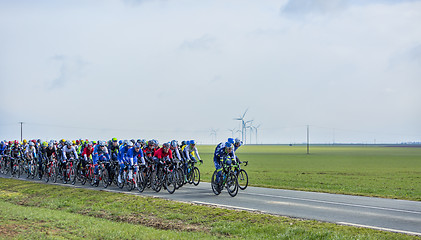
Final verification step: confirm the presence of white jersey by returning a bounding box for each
[62,145,78,160]
[183,145,201,161]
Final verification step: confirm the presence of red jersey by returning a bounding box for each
[154,147,172,160]
[83,146,94,158]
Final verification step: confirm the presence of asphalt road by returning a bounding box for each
[2,174,421,236]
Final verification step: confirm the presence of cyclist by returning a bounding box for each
[154,142,173,162]
[61,140,78,179]
[170,140,182,161]
[118,141,133,183]
[183,140,203,164]
[213,141,235,190]
[233,138,243,163]
[37,142,48,179]
[0,141,6,156]
[93,141,111,183]
[126,142,145,180]
[9,140,22,172]
[108,138,119,162]
[25,141,37,160]
[143,140,155,160]
[81,141,94,174]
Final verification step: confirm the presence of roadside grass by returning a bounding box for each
[196,145,421,201]
[0,178,418,239]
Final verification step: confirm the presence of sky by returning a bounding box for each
[1,0,420,144]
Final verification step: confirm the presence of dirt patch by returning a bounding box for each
[78,209,209,232]
[0,224,21,238]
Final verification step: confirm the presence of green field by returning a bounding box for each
[0,178,418,239]
[197,145,421,201]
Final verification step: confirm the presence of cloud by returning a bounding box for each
[281,0,348,16]
[48,55,87,90]
[281,0,421,16]
[179,35,216,51]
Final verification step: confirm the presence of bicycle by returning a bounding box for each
[117,163,136,191]
[44,155,57,183]
[62,158,75,184]
[26,156,36,179]
[232,160,249,190]
[185,159,201,186]
[211,157,239,197]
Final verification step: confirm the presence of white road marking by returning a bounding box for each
[243,192,421,215]
[337,222,421,236]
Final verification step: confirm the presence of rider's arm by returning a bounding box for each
[174,148,182,160]
[184,146,191,160]
[193,147,202,162]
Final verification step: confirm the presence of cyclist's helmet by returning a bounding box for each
[163,142,170,149]
[225,142,233,152]
[228,138,235,144]
[127,141,134,147]
[42,141,48,147]
[14,140,19,145]
[99,141,105,147]
[186,140,190,145]
[29,142,35,147]
[190,140,195,145]
[181,141,186,146]
[31,139,36,144]
[0,141,4,146]
[130,139,135,144]
[118,140,123,145]
[170,140,178,148]
[66,140,72,147]
[235,138,243,146]
[48,142,54,148]
[135,143,141,148]
[23,139,27,144]
[112,137,118,143]
[76,140,80,145]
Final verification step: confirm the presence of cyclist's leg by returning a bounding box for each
[214,156,222,183]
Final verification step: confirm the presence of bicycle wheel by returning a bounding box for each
[151,169,162,192]
[136,172,146,193]
[27,162,32,178]
[237,169,248,190]
[52,165,58,183]
[192,167,200,186]
[226,171,239,197]
[211,170,221,195]
[44,165,51,183]
[117,172,125,189]
[69,166,75,185]
[102,168,109,188]
[165,171,176,194]
[126,174,134,191]
[18,161,24,178]
[175,168,184,189]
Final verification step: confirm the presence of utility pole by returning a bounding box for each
[307,125,310,154]
[19,122,24,142]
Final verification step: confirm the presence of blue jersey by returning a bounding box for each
[118,145,130,163]
[214,145,234,162]
[93,146,110,162]
[0,144,6,155]
[127,147,144,165]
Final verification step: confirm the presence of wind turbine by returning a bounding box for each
[245,120,254,144]
[253,124,261,144]
[228,128,236,138]
[233,108,248,143]
[210,128,218,144]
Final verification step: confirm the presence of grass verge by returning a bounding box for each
[197,145,421,201]
[0,178,419,239]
